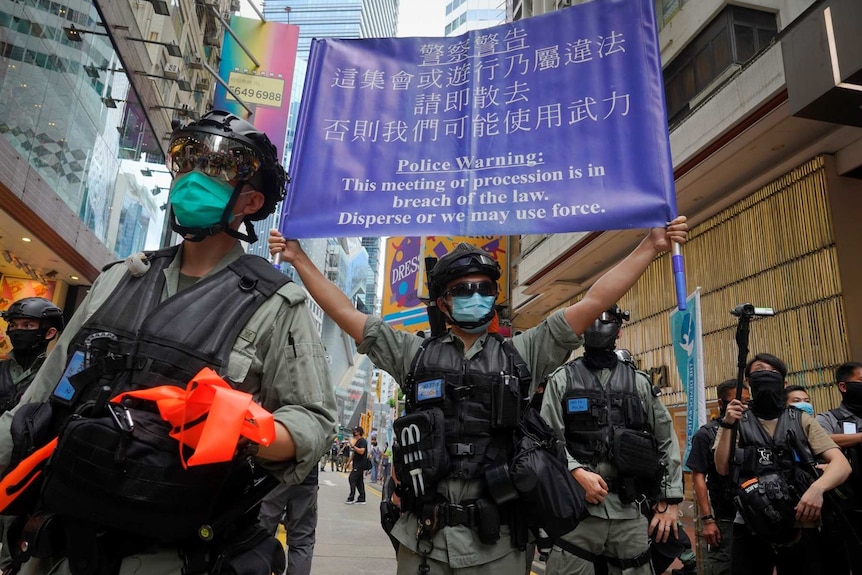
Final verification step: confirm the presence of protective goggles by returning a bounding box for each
[166,134,261,182]
[447,253,498,270]
[445,280,498,298]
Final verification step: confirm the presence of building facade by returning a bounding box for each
[0,0,233,329]
[445,0,506,36]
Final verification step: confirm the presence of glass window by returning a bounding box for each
[695,47,712,89]
[734,24,755,63]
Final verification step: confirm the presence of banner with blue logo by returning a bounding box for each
[670,288,706,468]
[280,0,676,238]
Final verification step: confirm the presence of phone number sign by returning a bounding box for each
[226,72,285,108]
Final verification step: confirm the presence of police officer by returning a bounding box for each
[539,306,683,575]
[269,217,688,575]
[684,379,749,575]
[0,111,336,575]
[258,467,320,575]
[714,353,850,575]
[815,361,862,575]
[0,297,63,411]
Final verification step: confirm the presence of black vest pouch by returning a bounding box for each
[733,472,799,545]
[392,408,450,506]
[611,427,661,482]
[40,407,237,543]
[490,372,521,430]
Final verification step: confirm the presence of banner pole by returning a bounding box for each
[672,243,687,311]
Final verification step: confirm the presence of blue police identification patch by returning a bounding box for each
[416,378,444,401]
[53,350,85,401]
[566,397,589,413]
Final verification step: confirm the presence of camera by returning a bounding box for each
[730,303,775,318]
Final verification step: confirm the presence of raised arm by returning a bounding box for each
[269,230,368,343]
[564,216,688,335]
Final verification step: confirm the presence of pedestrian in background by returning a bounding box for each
[346,426,368,504]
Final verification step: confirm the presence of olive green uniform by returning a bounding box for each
[540,367,683,575]
[0,244,337,575]
[357,311,582,574]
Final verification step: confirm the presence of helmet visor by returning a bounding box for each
[167,134,261,183]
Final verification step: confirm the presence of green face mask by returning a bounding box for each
[169,171,236,229]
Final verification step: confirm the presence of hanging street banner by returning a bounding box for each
[280,0,676,238]
[214,16,299,161]
[382,236,508,334]
[670,288,706,468]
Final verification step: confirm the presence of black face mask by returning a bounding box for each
[7,329,46,355]
[583,346,619,370]
[842,382,862,416]
[748,370,786,419]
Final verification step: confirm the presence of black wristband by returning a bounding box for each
[701,514,715,522]
[719,419,735,429]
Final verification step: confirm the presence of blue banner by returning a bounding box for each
[670,289,706,469]
[281,0,676,238]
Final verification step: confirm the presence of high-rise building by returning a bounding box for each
[444,0,506,36]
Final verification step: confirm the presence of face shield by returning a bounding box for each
[167,134,262,183]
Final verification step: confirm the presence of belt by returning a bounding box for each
[435,502,479,528]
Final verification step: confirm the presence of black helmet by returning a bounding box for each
[170,110,287,220]
[584,305,629,349]
[1,297,63,331]
[428,243,501,298]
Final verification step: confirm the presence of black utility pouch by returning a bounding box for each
[475,499,501,544]
[490,374,521,429]
[612,427,660,480]
[392,408,450,503]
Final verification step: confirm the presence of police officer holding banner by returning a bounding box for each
[714,353,850,575]
[269,217,687,575]
[539,305,683,575]
[0,111,336,575]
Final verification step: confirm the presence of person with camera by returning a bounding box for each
[815,361,862,575]
[683,379,749,575]
[538,306,683,575]
[269,217,687,575]
[0,111,337,575]
[714,353,850,575]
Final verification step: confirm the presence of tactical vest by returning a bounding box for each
[0,357,43,412]
[699,420,736,519]
[560,359,648,467]
[826,406,862,505]
[32,246,289,543]
[403,332,531,480]
[58,245,289,404]
[733,407,807,481]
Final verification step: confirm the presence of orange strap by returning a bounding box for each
[111,367,276,467]
[0,437,58,513]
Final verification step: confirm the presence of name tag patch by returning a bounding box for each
[566,397,589,414]
[53,350,86,401]
[416,378,444,401]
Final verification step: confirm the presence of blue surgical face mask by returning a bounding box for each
[451,293,495,331]
[791,402,814,416]
[170,170,237,229]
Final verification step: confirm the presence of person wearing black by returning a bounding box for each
[0,297,63,411]
[714,353,850,575]
[258,468,320,575]
[815,361,862,575]
[346,426,368,504]
[684,379,749,575]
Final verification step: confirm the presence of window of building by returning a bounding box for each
[663,5,777,127]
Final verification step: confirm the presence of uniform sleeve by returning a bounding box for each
[539,365,584,471]
[512,309,583,393]
[256,285,337,485]
[639,372,684,500]
[357,315,422,384]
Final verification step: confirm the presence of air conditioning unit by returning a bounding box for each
[204,34,220,48]
[163,63,180,79]
[195,77,211,90]
[187,56,203,70]
[229,0,241,12]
